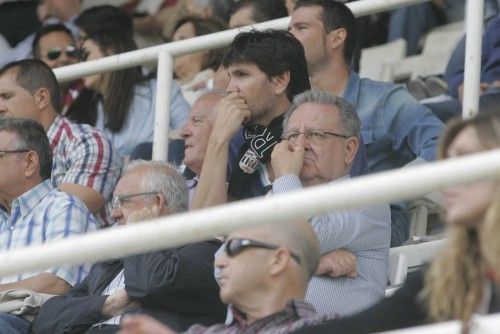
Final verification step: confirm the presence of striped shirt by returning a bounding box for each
[273,174,391,317]
[184,300,327,334]
[0,180,98,286]
[47,115,122,227]
[94,269,125,327]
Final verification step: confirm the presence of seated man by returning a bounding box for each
[179,91,224,204]
[119,219,324,334]
[271,90,391,316]
[0,118,97,333]
[0,59,121,227]
[31,161,226,333]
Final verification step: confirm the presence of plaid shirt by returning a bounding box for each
[0,180,98,286]
[184,300,327,334]
[47,115,121,227]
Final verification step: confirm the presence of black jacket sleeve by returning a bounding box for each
[123,240,225,316]
[292,270,428,334]
[30,273,109,334]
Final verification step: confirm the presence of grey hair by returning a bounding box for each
[124,160,189,213]
[0,118,52,180]
[283,90,360,138]
[195,89,226,116]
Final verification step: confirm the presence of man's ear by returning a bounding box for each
[344,136,359,167]
[156,193,170,214]
[33,88,51,111]
[269,248,292,276]
[23,151,39,179]
[326,28,347,53]
[272,71,291,96]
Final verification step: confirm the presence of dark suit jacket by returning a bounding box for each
[31,240,226,334]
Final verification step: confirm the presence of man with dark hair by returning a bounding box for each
[228,0,288,28]
[289,0,445,246]
[0,118,97,333]
[32,23,85,116]
[192,29,366,210]
[0,59,121,227]
[32,161,226,333]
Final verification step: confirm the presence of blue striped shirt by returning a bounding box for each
[0,180,98,286]
[273,174,391,317]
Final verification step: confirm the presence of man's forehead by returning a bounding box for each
[287,103,340,127]
[227,62,261,73]
[40,31,74,44]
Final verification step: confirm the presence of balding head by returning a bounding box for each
[215,220,319,309]
[180,91,225,174]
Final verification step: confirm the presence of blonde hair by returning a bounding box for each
[480,194,500,275]
[422,111,500,322]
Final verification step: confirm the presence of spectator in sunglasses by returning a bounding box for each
[32,23,89,116]
[119,220,326,334]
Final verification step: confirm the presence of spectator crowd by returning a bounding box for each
[0,0,499,333]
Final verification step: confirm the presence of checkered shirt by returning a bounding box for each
[273,174,391,317]
[0,180,98,286]
[184,300,327,334]
[47,115,122,227]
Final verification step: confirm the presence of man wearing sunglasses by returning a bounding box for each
[119,220,326,334]
[32,23,85,116]
[32,161,226,333]
[0,118,97,333]
[0,59,121,228]
[271,90,391,317]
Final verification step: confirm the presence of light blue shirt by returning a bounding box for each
[96,78,190,159]
[343,71,444,173]
[273,174,391,317]
[0,180,97,286]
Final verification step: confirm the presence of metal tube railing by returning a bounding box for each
[462,0,484,119]
[52,0,429,83]
[1,149,500,277]
[152,50,173,161]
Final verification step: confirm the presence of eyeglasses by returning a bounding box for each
[109,191,159,211]
[282,129,350,145]
[0,149,30,158]
[46,45,79,61]
[224,238,301,264]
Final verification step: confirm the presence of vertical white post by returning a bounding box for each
[462,0,484,119]
[153,50,173,161]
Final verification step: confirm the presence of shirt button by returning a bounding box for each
[9,225,14,231]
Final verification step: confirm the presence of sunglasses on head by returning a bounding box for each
[46,45,78,61]
[224,238,302,264]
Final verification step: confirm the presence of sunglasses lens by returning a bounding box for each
[47,49,62,60]
[66,46,78,59]
[225,239,241,257]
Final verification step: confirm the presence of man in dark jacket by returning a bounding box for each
[31,161,226,333]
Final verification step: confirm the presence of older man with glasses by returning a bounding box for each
[32,160,226,334]
[0,118,97,334]
[119,219,326,334]
[270,90,391,317]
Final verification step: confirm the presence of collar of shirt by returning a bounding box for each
[228,299,316,332]
[342,71,360,106]
[9,180,54,219]
[46,115,64,144]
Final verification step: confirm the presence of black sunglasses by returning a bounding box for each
[225,238,301,264]
[46,45,78,61]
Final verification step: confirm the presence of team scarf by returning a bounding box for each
[228,115,284,199]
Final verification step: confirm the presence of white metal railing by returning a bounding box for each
[462,0,484,119]
[52,0,430,160]
[379,313,500,333]
[1,149,500,277]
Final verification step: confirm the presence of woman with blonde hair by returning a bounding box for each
[292,109,500,333]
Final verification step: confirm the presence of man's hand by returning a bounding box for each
[101,289,140,317]
[315,249,358,278]
[119,314,177,334]
[271,138,305,178]
[126,205,161,225]
[210,92,251,144]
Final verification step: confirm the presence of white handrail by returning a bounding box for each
[52,0,429,83]
[1,149,500,277]
[462,0,484,119]
[152,50,173,161]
